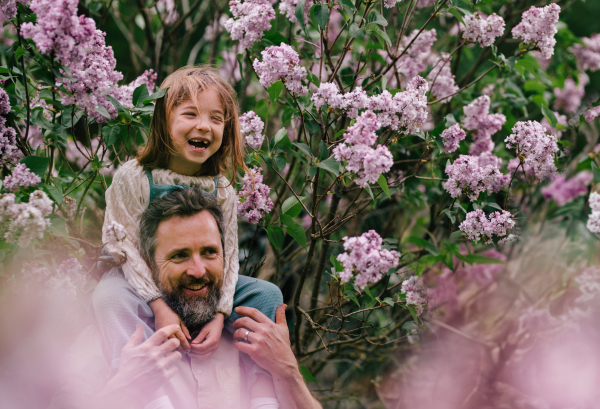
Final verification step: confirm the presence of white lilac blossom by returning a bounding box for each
[2,163,41,192]
[554,76,587,113]
[427,53,459,102]
[584,106,600,123]
[279,0,312,23]
[0,190,52,247]
[105,221,127,245]
[541,111,568,138]
[444,155,508,201]
[462,13,505,47]
[459,209,516,243]
[401,276,431,315]
[237,166,273,224]
[587,192,600,234]
[368,76,429,135]
[253,43,308,96]
[332,111,394,187]
[572,34,600,72]
[504,121,559,181]
[336,230,400,290]
[462,95,506,156]
[440,124,466,153]
[541,171,592,207]
[511,3,561,60]
[224,0,275,51]
[240,111,265,150]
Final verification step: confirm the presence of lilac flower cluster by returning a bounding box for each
[511,3,561,60]
[22,258,87,300]
[444,154,509,201]
[394,29,438,89]
[154,0,179,25]
[383,0,403,8]
[333,111,394,187]
[541,110,567,138]
[462,95,506,156]
[240,111,265,150]
[541,171,592,207]
[554,76,587,113]
[440,124,466,153]
[105,221,127,246]
[459,209,516,244]
[0,87,9,115]
[312,82,368,118]
[572,34,600,72]
[0,0,30,23]
[463,13,506,47]
[279,0,312,23]
[237,166,273,224]
[504,121,559,181]
[22,0,124,121]
[336,230,400,290]
[0,89,21,167]
[401,276,431,315]
[584,106,600,123]
[2,163,41,192]
[586,192,600,234]
[253,43,308,96]
[0,190,53,247]
[224,0,275,51]
[427,53,459,102]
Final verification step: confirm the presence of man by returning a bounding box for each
[50,189,321,409]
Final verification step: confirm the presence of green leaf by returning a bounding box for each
[591,161,600,183]
[312,4,329,30]
[318,140,329,161]
[43,184,63,205]
[132,84,150,107]
[514,59,540,81]
[465,254,505,264]
[406,236,439,255]
[330,254,343,272]
[368,25,391,47]
[448,0,473,15]
[363,286,375,299]
[280,214,307,249]
[20,156,49,178]
[365,184,374,200]
[377,174,390,198]
[449,230,463,242]
[442,209,456,223]
[367,10,388,26]
[293,142,313,158]
[274,156,287,171]
[298,365,317,383]
[383,297,395,306]
[0,242,10,250]
[295,0,308,36]
[448,7,464,24]
[273,128,289,147]
[541,105,558,129]
[430,118,447,137]
[268,80,284,103]
[96,104,112,119]
[281,195,305,217]
[349,23,366,39]
[406,305,419,323]
[266,226,284,250]
[141,87,168,104]
[340,0,356,16]
[315,158,340,176]
[102,125,121,147]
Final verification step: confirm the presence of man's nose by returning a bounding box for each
[186,254,206,278]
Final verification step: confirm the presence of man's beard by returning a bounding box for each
[160,276,222,332]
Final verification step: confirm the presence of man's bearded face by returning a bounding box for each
[152,211,224,331]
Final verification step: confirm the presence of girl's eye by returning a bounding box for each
[184,112,196,116]
[212,116,224,122]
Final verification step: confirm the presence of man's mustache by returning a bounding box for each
[176,274,216,288]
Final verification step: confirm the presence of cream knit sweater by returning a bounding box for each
[102,159,239,316]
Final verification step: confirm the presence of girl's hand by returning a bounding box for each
[190,312,225,359]
[149,298,191,353]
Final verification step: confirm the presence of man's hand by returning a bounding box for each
[102,325,183,406]
[232,304,297,378]
[189,312,225,359]
[150,298,191,353]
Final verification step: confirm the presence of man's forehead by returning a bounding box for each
[156,211,221,250]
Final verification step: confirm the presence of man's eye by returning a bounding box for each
[171,253,187,260]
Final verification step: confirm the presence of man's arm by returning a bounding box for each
[233,305,322,409]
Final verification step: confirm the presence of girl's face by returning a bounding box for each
[167,89,225,176]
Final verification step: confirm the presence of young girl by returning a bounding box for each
[93,67,282,382]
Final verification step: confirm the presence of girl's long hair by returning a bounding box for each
[137,66,247,183]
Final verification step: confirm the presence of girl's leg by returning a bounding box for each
[92,268,155,370]
[225,275,284,333]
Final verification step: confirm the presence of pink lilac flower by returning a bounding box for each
[46,258,87,300]
[240,111,265,150]
[463,13,505,47]
[312,84,370,119]
[444,155,508,200]
[105,221,127,246]
[336,230,400,290]
[511,3,561,60]
[504,120,559,181]
[0,0,30,22]
[0,88,9,115]
[588,192,600,212]
[584,106,600,123]
[109,69,157,109]
[237,166,273,224]
[530,51,552,70]
[153,0,179,25]
[462,95,506,156]
[586,192,600,234]
[393,29,438,89]
[427,53,459,102]
[0,190,52,247]
[0,116,21,166]
[224,0,275,51]
[401,276,431,315]
[541,111,567,138]
[2,163,41,192]
[253,43,308,96]
[459,209,515,243]
[572,34,600,72]
[554,76,587,113]
[333,111,394,187]
[440,124,466,153]
[279,0,313,23]
[541,171,592,207]
[384,0,402,8]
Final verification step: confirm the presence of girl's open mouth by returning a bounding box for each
[188,139,210,149]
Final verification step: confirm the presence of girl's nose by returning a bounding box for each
[195,116,211,131]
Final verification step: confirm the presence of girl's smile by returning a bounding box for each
[167,89,225,176]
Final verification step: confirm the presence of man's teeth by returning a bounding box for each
[188,139,209,148]
[186,283,206,290]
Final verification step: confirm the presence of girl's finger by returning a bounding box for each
[190,327,209,345]
[181,321,192,341]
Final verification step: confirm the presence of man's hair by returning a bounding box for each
[139,188,225,279]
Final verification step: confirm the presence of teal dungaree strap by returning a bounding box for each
[144,167,219,202]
